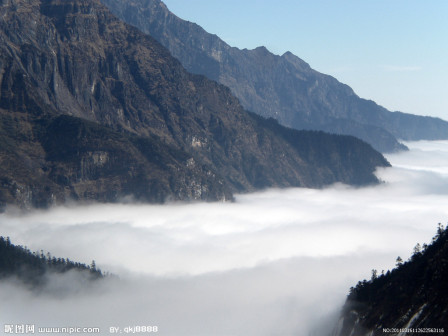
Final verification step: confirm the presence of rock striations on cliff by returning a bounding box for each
[0,0,389,209]
[101,0,448,153]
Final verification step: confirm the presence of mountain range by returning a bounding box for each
[1,0,445,332]
[101,0,448,153]
[0,0,389,209]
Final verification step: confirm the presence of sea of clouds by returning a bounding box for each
[1,140,448,335]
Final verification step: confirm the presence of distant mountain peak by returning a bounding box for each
[254,45,269,53]
[281,50,311,70]
[0,0,389,208]
[101,0,448,153]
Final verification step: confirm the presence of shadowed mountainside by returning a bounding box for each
[0,0,389,209]
[334,224,448,335]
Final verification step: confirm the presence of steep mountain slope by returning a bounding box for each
[101,0,448,153]
[0,110,233,208]
[0,0,389,208]
[334,225,448,335]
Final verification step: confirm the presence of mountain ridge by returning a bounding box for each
[0,0,389,208]
[0,235,104,289]
[101,0,448,153]
[335,224,448,335]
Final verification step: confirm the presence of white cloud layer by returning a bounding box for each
[1,140,448,335]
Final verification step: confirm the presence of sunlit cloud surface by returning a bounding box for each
[1,140,448,335]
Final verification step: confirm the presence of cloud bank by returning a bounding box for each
[1,140,448,335]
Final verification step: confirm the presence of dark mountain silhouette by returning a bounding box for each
[334,224,448,335]
[0,236,103,288]
[101,0,448,153]
[0,0,389,209]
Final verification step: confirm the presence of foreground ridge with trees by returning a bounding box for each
[334,224,448,335]
[0,236,103,287]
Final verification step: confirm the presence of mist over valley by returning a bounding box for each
[1,1,447,334]
[2,141,448,335]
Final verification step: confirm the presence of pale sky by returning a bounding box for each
[162,0,448,120]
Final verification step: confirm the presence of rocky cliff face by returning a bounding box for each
[0,0,389,209]
[102,0,448,153]
[334,225,448,336]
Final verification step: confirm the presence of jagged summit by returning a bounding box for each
[281,51,312,70]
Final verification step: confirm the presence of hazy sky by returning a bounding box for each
[2,141,448,335]
[161,0,448,120]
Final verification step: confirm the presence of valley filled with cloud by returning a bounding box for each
[1,141,448,335]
